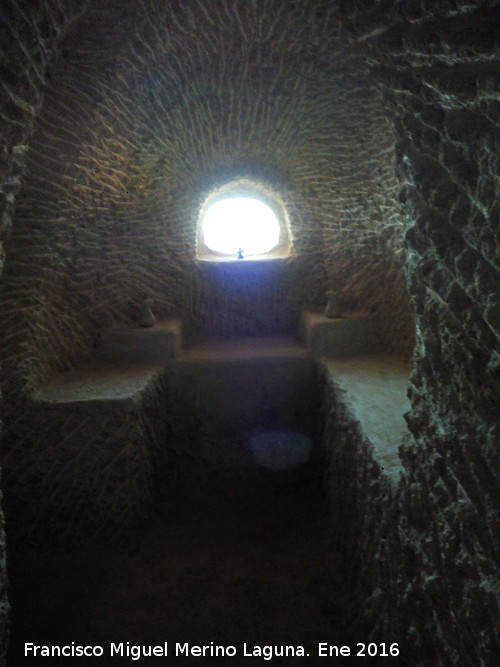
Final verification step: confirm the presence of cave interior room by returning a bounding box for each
[0,0,499,665]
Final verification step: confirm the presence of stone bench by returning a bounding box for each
[318,352,411,623]
[32,320,181,409]
[321,354,410,480]
[298,309,382,359]
[298,310,409,479]
[6,321,181,546]
[299,310,412,617]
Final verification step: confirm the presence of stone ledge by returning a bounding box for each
[321,354,410,480]
[3,373,170,548]
[319,355,411,642]
[31,320,181,409]
[298,310,382,359]
[4,321,181,545]
[180,335,308,361]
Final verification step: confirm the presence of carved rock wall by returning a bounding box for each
[333,1,500,663]
[0,2,89,661]
[318,368,403,648]
[0,1,498,665]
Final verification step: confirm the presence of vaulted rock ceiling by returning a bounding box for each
[2,0,413,399]
[0,1,498,664]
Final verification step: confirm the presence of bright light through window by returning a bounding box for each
[201,197,281,257]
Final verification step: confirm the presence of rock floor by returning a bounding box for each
[7,469,367,666]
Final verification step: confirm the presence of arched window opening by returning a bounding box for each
[196,180,291,261]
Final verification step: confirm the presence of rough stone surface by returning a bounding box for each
[298,310,382,358]
[2,369,171,551]
[319,364,405,644]
[322,355,410,478]
[0,0,498,664]
[335,2,500,663]
[0,2,90,662]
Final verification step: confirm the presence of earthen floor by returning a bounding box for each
[7,471,365,666]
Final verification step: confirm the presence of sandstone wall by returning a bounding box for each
[0,1,90,661]
[334,1,500,663]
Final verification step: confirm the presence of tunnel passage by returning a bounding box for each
[1,0,499,665]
